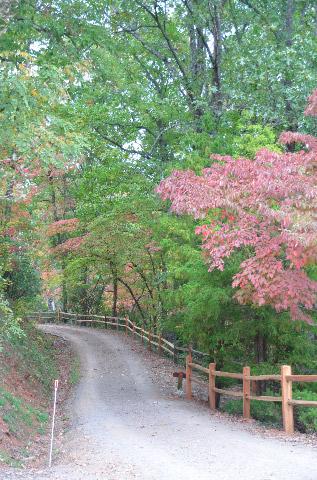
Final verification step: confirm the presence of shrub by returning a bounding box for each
[294,389,317,433]
[221,396,281,427]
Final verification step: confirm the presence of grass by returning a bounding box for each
[70,356,81,385]
[8,324,58,394]
[0,387,48,436]
[0,450,22,468]
[0,321,77,467]
[0,324,56,467]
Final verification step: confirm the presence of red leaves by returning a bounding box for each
[278,131,317,152]
[304,89,317,117]
[145,241,161,253]
[47,219,83,255]
[50,236,84,254]
[3,226,16,238]
[157,89,317,322]
[47,218,79,237]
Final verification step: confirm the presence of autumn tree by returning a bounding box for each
[157,90,317,323]
[0,10,86,316]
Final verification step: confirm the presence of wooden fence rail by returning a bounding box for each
[186,354,317,434]
[28,310,198,360]
[29,310,317,434]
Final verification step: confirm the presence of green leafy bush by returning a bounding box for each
[221,397,281,427]
[0,291,24,347]
[221,398,242,417]
[294,390,317,433]
[221,387,317,433]
[251,399,281,427]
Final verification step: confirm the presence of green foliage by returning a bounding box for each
[159,214,239,350]
[222,397,282,427]
[0,287,24,346]
[209,111,282,159]
[4,253,43,316]
[7,324,58,393]
[0,251,43,340]
[294,390,317,433]
[0,449,22,468]
[222,388,317,433]
[251,399,281,426]
[0,387,48,435]
[176,111,282,172]
[69,357,81,385]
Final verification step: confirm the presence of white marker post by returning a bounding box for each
[49,379,59,468]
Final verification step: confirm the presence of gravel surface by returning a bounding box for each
[2,324,317,480]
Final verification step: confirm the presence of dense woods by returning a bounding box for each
[1,0,317,430]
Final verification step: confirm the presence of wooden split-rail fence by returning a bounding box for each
[29,310,209,364]
[29,310,317,435]
[186,353,317,435]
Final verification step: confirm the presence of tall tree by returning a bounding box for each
[157,90,317,322]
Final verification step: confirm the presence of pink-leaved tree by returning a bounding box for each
[157,90,317,323]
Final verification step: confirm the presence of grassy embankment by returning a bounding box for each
[0,321,79,468]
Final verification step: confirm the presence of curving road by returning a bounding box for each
[3,324,317,480]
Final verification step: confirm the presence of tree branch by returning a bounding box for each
[93,128,152,159]
[182,0,215,67]
[117,277,145,319]
[136,1,194,101]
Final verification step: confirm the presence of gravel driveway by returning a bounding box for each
[3,324,317,480]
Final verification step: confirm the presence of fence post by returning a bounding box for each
[185,352,192,400]
[116,317,119,331]
[38,312,41,324]
[208,363,216,410]
[158,334,162,355]
[243,366,251,419]
[133,322,136,337]
[148,330,152,351]
[57,309,61,323]
[281,365,294,434]
[125,317,128,335]
[104,315,107,329]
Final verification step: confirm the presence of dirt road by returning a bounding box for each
[3,324,317,480]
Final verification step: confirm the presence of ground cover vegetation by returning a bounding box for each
[0,323,68,467]
[1,0,317,432]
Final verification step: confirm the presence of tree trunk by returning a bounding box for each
[112,272,118,318]
[189,22,206,131]
[210,3,224,117]
[117,277,145,320]
[255,332,268,395]
[282,0,297,130]
[61,259,68,312]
